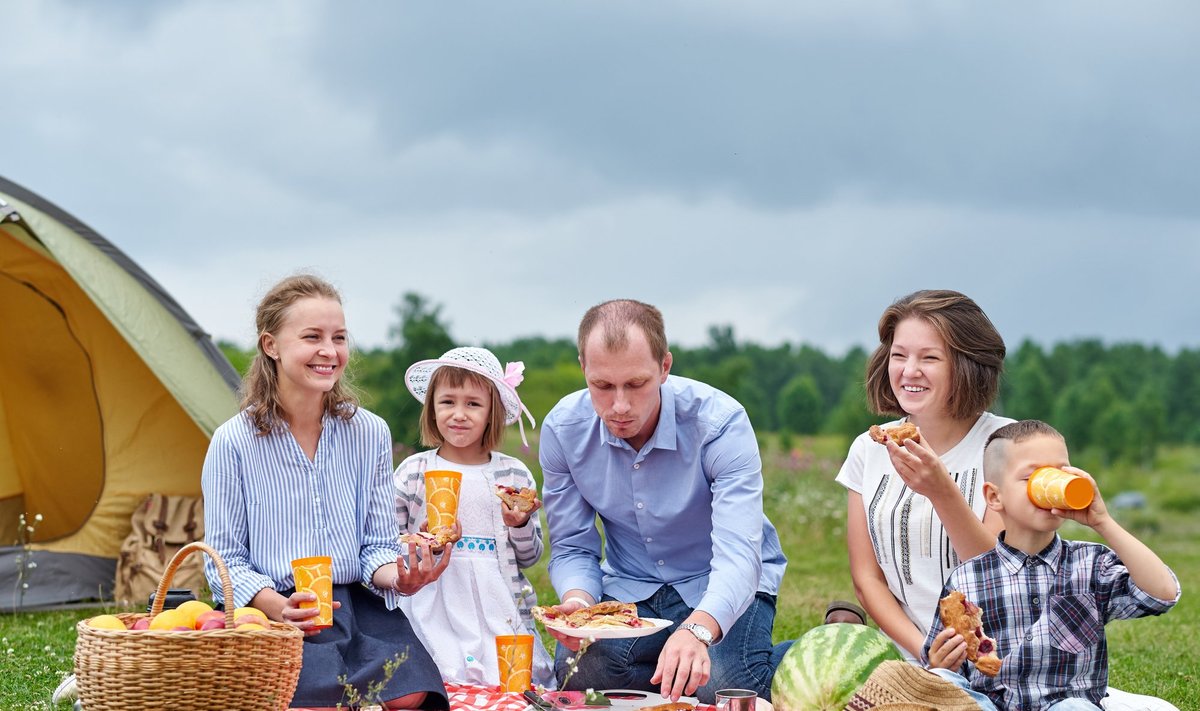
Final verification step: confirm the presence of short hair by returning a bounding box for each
[241,274,358,435]
[865,289,1005,421]
[983,419,1065,483]
[418,366,507,452]
[577,299,668,365]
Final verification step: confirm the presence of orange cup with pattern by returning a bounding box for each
[1027,467,1094,510]
[496,634,534,692]
[425,470,462,531]
[291,556,333,629]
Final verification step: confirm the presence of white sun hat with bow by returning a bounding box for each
[404,346,536,446]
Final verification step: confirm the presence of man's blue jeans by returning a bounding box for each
[554,586,792,704]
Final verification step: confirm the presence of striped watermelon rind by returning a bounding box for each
[771,623,904,711]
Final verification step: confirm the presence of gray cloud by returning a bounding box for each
[4,0,1199,355]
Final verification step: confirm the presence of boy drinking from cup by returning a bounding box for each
[923,420,1180,711]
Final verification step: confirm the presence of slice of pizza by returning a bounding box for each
[939,590,1003,677]
[639,703,695,711]
[400,526,459,550]
[533,601,646,629]
[494,484,538,513]
[868,421,921,445]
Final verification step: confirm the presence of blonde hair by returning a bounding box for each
[241,274,358,435]
[864,289,1005,421]
[419,366,507,452]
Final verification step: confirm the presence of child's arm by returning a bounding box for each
[502,460,544,568]
[1059,467,1179,601]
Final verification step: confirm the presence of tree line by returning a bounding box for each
[219,293,1200,466]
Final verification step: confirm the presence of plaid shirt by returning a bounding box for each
[922,533,1179,711]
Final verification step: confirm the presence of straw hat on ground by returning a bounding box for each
[844,661,980,711]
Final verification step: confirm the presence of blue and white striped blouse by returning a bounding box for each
[201,406,403,609]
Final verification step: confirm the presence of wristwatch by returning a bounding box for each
[679,622,713,647]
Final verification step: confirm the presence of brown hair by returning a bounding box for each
[577,299,668,365]
[865,289,1005,420]
[983,419,1065,483]
[241,274,358,435]
[419,366,507,452]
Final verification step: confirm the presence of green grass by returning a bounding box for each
[4,435,1196,708]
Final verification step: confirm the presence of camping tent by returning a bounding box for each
[0,176,239,609]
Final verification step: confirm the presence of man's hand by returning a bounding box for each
[542,594,591,652]
[926,626,966,671]
[651,627,712,701]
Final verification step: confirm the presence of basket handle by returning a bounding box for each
[150,541,237,628]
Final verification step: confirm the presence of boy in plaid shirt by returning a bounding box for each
[922,420,1180,711]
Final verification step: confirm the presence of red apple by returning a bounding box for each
[130,618,151,631]
[194,610,226,630]
[199,619,226,631]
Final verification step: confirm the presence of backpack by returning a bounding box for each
[113,494,206,607]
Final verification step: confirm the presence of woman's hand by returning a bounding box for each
[926,626,967,670]
[393,537,454,595]
[884,436,957,499]
[279,590,342,637]
[501,498,542,528]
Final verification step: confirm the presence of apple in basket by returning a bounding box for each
[195,610,227,630]
[130,618,151,631]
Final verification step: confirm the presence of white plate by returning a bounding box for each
[543,617,672,639]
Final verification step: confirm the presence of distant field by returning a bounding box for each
[3,434,1195,708]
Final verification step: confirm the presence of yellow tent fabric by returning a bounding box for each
[0,177,238,607]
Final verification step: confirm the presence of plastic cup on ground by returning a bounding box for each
[1027,467,1094,510]
[495,634,534,692]
[425,470,463,531]
[291,555,333,629]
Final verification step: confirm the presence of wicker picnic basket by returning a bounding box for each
[74,541,304,711]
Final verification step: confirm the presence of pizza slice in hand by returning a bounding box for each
[939,590,1003,677]
[494,484,539,513]
[869,421,921,445]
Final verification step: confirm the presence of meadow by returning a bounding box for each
[2,434,1196,709]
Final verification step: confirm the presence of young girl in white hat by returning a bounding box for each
[394,347,555,689]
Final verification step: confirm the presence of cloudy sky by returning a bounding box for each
[5,1,1199,355]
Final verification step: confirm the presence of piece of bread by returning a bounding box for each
[869,422,921,445]
[939,590,1003,677]
[494,484,538,512]
[639,703,695,711]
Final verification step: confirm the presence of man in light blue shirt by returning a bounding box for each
[541,299,790,705]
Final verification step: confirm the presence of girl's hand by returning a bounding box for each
[927,626,966,670]
[501,497,542,528]
[885,435,956,499]
[1052,467,1110,529]
[279,591,342,637]
[394,537,454,595]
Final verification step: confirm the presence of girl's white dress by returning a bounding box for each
[395,450,555,688]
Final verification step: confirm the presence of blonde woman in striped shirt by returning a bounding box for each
[202,274,450,710]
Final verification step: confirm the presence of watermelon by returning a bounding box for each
[771,623,904,710]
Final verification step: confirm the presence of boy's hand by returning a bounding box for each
[501,497,542,528]
[927,626,967,670]
[1052,467,1110,529]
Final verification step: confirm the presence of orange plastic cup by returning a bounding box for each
[1027,467,1094,510]
[495,634,534,692]
[291,556,333,629]
[425,470,462,531]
